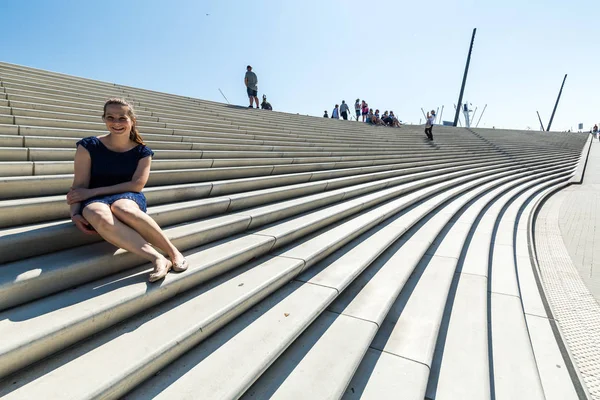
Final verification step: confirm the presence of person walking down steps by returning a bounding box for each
[244,65,259,108]
[66,98,188,283]
[340,100,350,120]
[425,109,436,140]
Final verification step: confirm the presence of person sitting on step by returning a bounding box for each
[66,98,188,282]
[261,94,273,110]
[370,109,386,126]
[382,111,393,126]
[365,109,374,124]
[389,111,402,127]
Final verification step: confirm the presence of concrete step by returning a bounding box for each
[0,148,490,177]
[0,158,549,310]
[4,149,490,198]
[246,170,572,398]
[356,177,569,399]
[0,88,408,140]
[0,61,589,398]
[0,154,575,264]
[0,153,513,228]
[0,136,521,176]
[0,161,506,378]
[1,122,467,150]
[242,169,570,399]
[423,178,566,399]
[128,169,572,400]
[0,161,566,397]
[1,76,383,136]
[0,133,426,156]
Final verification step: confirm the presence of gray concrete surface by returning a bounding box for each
[558,137,600,302]
[535,138,600,399]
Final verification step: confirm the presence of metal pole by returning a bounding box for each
[475,104,487,127]
[218,88,230,104]
[453,28,477,126]
[536,111,545,131]
[438,105,444,124]
[420,108,427,119]
[453,104,462,127]
[546,74,567,132]
[472,107,478,126]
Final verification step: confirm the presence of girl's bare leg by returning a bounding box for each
[82,202,172,281]
[109,199,186,270]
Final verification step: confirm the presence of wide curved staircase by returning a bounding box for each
[0,62,591,399]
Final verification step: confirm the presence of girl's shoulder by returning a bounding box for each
[136,143,155,159]
[75,136,102,151]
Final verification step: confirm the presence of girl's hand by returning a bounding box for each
[71,214,98,235]
[67,188,94,204]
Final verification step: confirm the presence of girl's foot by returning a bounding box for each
[171,252,189,272]
[149,258,173,282]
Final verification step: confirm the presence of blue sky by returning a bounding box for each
[1,0,598,131]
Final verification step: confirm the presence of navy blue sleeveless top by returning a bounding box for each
[76,136,154,189]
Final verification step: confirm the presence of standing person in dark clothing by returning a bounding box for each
[244,65,259,108]
[425,110,436,140]
[323,110,329,118]
[340,100,350,120]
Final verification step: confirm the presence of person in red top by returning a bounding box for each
[361,100,369,122]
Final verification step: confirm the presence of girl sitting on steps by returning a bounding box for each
[66,98,188,282]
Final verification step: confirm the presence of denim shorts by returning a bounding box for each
[247,87,258,97]
[81,192,148,213]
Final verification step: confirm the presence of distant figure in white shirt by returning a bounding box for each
[425,110,436,140]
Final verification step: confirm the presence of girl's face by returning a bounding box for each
[103,104,133,137]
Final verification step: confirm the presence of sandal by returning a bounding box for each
[172,258,189,273]
[149,260,173,282]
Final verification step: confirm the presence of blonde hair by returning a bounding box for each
[102,98,144,145]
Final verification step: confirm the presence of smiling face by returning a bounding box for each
[103,104,134,136]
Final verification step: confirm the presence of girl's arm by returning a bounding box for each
[69,146,98,234]
[67,156,152,203]
[70,145,92,216]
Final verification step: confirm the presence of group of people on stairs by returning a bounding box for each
[244,64,437,140]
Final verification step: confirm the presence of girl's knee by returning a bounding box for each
[82,205,113,230]
[110,201,142,220]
